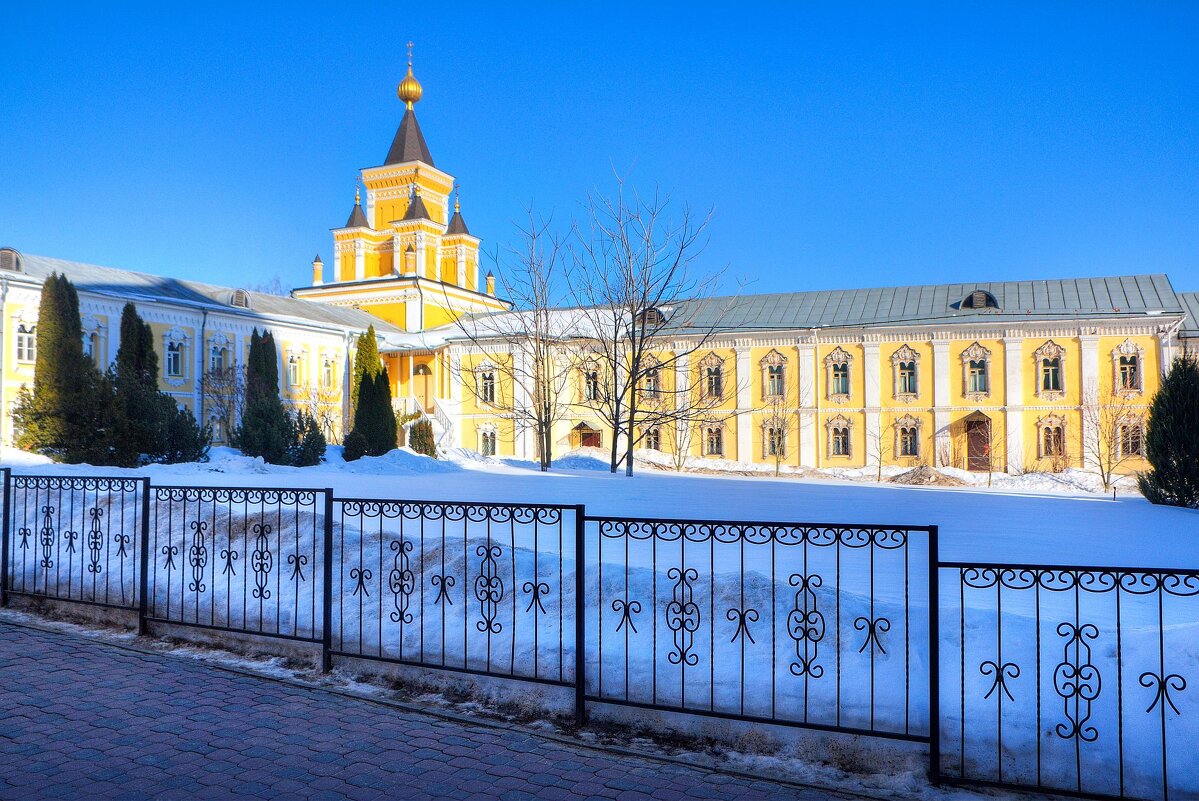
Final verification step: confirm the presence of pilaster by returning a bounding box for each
[735,346,752,462]
[1003,337,1024,472]
[797,342,817,468]
[932,339,952,462]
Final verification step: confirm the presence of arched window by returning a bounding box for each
[165,342,184,378]
[641,365,660,400]
[899,426,918,457]
[698,353,724,400]
[705,426,723,457]
[824,347,852,402]
[644,427,661,451]
[321,357,336,389]
[890,344,920,401]
[230,289,251,309]
[1119,419,1145,457]
[15,324,36,363]
[1036,414,1067,460]
[480,371,496,404]
[583,370,599,402]
[764,425,785,458]
[480,429,497,456]
[1034,341,1066,400]
[1119,356,1139,390]
[287,354,301,387]
[1112,339,1145,395]
[961,342,991,399]
[760,349,787,398]
[210,345,227,373]
[826,414,853,458]
[0,247,22,272]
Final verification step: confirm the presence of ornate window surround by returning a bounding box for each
[477,422,498,456]
[1111,338,1145,397]
[893,413,922,458]
[824,346,852,403]
[475,359,498,405]
[163,326,190,386]
[1035,413,1067,459]
[825,413,853,458]
[698,352,725,400]
[890,343,920,402]
[961,341,991,401]
[760,349,787,398]
[640,356,663,405]
[702,421,725,457]
[1033,340,1067,401]
[761,418,786,459]
[1117,414,1145,458]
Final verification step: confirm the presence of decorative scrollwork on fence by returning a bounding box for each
[17,525,31,551]
[854,615,890,655]
[788,573,825,678]
[594,518,912,549]
[188,520,208,593]
[220,547,237,576]
[114,532,130,559]
[1140,671,1186,715]
[86,507,104,575]
[981,660,1020,701]
[727,606,759,644]
[431,574,455,606]
[388,540,414,623]
[39,505,55,569]
[666,567,701,666]
[474,545,504,634]
[1054,622,1102,742]
[251,524,273,600]
[350,567,371,597]
[612,598,641,633]
[161,544,178,571]
[287,554,308,583]
[523,580,549,614]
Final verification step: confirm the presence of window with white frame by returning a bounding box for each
[479,428,497,456]
[699,352,724,400]
[824,347,852,402]
[891,343,920,401]
[641,363,660,401]
[894,413,922,458]
[704,425,724,457]
[210,344,227,372]
[322,356,335,389]
[165,342,184,378]
[961,342,991,399]
[477,370,496,404]
[583,370,599,402]
[1037,414,1066,459]
[287,353,301,387]
[1112,339,1145,395]
[1119,418,1145,458]
[826,414,852,457]
[643,427,661,451]
[764,424,785,458]
[1034,340,1066,400]
[760,349,787,398]
[16,324,35,363]
[83,332,101,366]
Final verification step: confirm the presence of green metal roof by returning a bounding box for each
[1179,292,1199,338]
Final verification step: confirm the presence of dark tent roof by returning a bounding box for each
[344,202,369,229]
[446,208,470,236]
[403,192,431,221]
[384,108,434,166]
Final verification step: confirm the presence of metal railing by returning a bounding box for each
[2,464,1196,801]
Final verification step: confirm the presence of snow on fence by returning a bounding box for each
[4,466,1199,801]
[937,564,1199,801]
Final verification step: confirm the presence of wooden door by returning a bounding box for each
[581,431,601,448]
[414,365,432,413]
[966,418,991,471]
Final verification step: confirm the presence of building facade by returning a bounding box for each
[2,61,1196,474]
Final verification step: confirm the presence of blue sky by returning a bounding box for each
[1,2,1196,296]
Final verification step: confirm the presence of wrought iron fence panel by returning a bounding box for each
[585,515,934,740]
[329,499,580,686]
[3,474,146,609]
[938,563,1199,801]
[146,486,327,642]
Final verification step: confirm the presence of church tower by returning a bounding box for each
[293,45,507,332]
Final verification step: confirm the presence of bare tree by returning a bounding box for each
[865,419,893,483]
[449,210,575,471]
[567,176,733,476]
[761,390,801,477]
[200,364,245,446]
[1081,381,1147,492]
[297,383,343,445]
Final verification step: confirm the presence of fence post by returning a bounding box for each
[0,468,10,608]
[321,488,334,673]
[137,478,152,636]
[927,524,941,784]
[574,504,587,726]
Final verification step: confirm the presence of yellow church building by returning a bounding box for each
[2,57,1196,476]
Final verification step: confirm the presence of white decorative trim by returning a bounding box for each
[1033,340,1067,401]
[825,413,853,458]
[698,352,725,400]
[890,343,920,402]
[824,346,852,404]
[760,348,787,398]
[1035,413,1068,459]
[1111,338,1145,396]
[960,342,992,401]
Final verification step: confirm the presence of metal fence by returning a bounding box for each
[585,515,935,740]
[937,563,1199,801]
[3,465,1197,801]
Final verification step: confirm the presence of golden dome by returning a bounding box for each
[397,42,423,108]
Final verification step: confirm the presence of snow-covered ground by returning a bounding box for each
[3,444,1195,567]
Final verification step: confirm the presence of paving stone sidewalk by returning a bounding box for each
[0,622,851,801]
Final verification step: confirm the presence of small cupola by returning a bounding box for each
[345,185,369,229]
[403,185,431,221]
[0,247,22,271]
[446,190,470,236]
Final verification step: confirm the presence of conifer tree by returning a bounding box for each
[343,367,397,460]
[237,329,293,464]
[13,273,114,462]
[1138,354,1199,508]
[112,303,161,465]
[408,419,437,458]
[350,325,382,418]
